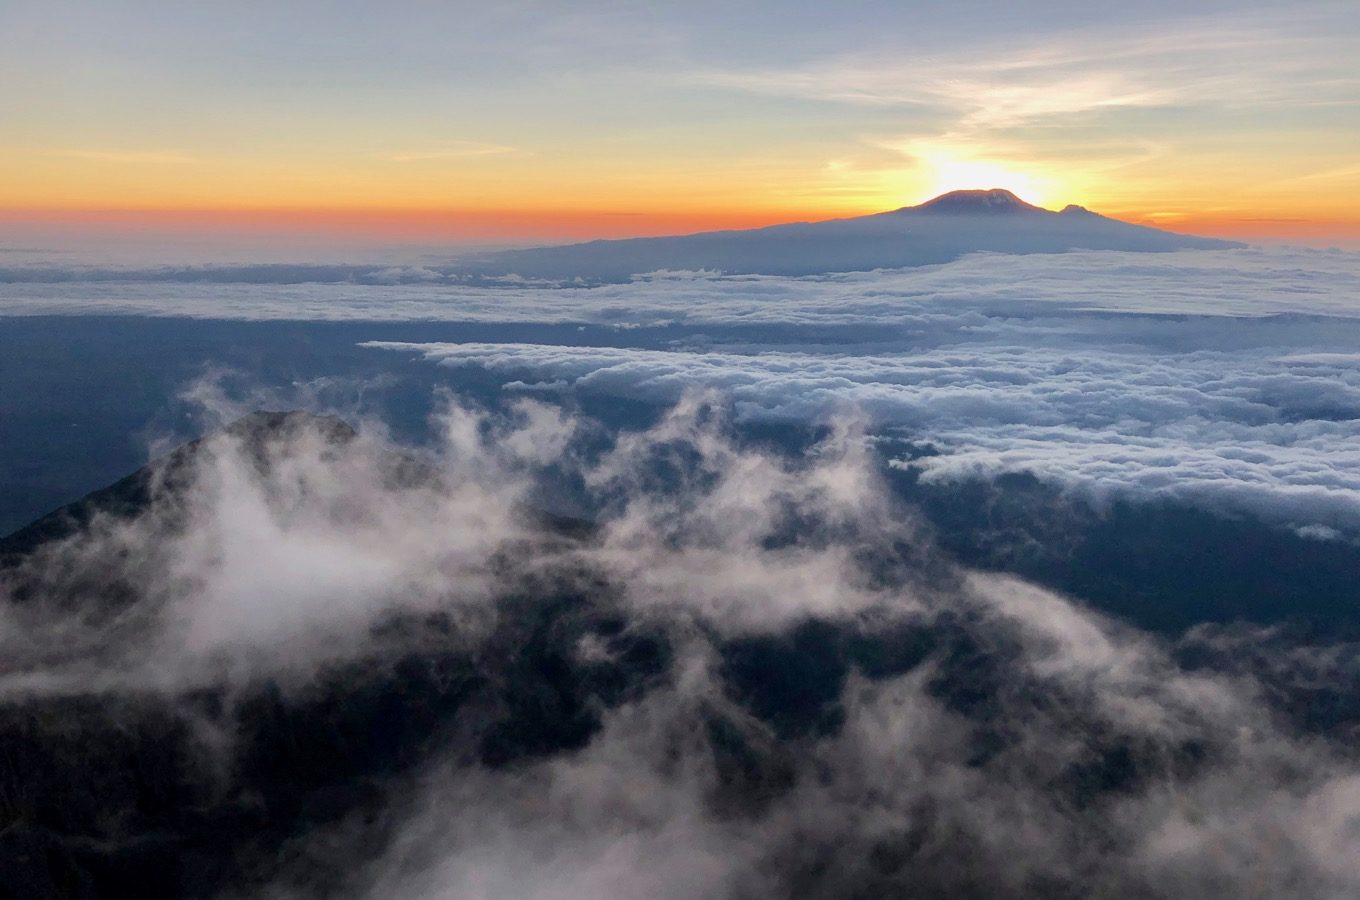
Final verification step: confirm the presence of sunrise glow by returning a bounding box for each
[1,3,1357,247]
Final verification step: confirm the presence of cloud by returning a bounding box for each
[0,387,893,695]
[328,578,1360,899]
[689,16,1359,126]
[46,149,196,164]
[6,246,1360,539]
[2,246,1359,322]
[367,329,1360,538]
[683,13,1360,205]
[6,388,1360,896]
[384,141,526,162]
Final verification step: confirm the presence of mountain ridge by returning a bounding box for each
[472,188,1245,281]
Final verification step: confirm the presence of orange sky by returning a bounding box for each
[2,2,1358,250]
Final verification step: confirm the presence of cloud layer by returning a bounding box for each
[7,245,1358,540]
[368,324,1360,538]
[3,247,1359,322]
[5,398,1360,897]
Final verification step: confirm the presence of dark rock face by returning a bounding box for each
[471,189,1244,281]
[4,411,1359,899]
[0,610,675,898]
[0,413,668,897]
[0,412,356,563]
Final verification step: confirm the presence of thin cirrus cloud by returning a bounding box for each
[384,141,528,163]
[45,149,197,164]
[687,14,1360,212]
[690,19,1356,124]
[0,4,1355,233]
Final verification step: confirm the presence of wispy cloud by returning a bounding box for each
[47,149,196,164]
[690,21,1357,129]
[9,386,1360,896]
[686,15,1360,208]
[385,141,527,162]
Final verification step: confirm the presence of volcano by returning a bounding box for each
[471,188,1244,281]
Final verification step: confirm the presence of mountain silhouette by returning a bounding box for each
[914,187,1044,213]
[472,188,1244,281]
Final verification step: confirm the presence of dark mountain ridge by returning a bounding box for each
[473,188,1244,281]
[3,411,1358,898]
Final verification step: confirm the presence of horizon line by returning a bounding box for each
[1,200,1358,247]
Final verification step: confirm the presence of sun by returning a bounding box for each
[924,160,1045,206]
[906,145,1066,209]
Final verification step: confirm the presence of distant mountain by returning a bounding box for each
[473,188,1243,281]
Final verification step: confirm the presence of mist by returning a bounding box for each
[5,389,1360,898]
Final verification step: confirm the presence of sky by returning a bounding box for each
[2,0,1358,249]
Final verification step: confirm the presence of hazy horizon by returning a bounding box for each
[4,1,1359,251]
[4,190,1358,269]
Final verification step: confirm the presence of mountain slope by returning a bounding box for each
[4,408,1360,898]
[475,189,1243,281]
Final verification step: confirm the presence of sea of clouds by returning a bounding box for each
[2,247,1359,322]
[5,245,1359,539]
